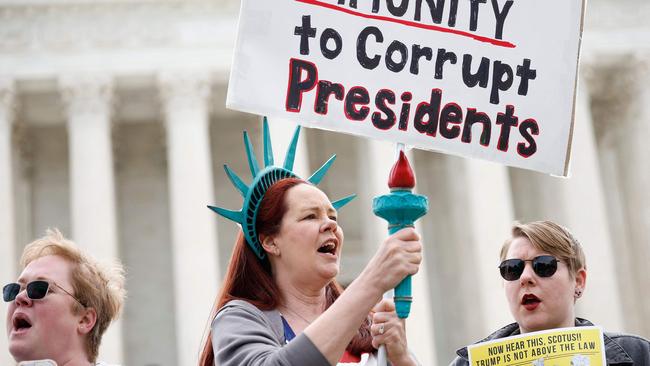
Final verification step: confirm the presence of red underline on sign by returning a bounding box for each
[295,0,517,48]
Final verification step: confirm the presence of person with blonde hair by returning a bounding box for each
[450,220,650,365]
[4,229,126,366]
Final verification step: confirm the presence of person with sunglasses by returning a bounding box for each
[450,220,650,365]
[4,229,126,366]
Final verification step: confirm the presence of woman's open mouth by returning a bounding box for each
[521,294,541,311]
[12,313,32,335]
[317,239,338,256]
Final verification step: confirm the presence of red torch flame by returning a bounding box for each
[388,150,416,189]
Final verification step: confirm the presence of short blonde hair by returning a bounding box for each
[500,221,586,276]
[20,229,126,362]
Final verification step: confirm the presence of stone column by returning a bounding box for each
[567,73,624,329]
[0,77,16,366]
[509,68,624,330]
[463,160,514,331]
[612,58,650,337]
[589,56,650,336]
[413,152,515,365]
[363,140,394,256]
[59,74,123,363]
[159,72,220,366]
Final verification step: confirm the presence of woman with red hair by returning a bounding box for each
[200,177,422,366]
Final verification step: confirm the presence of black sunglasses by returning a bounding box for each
[499,255,560,281]
[3,280,85,306]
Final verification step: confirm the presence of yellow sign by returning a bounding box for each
[468,326,606,366]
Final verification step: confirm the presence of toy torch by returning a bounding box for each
[372,149,429,319]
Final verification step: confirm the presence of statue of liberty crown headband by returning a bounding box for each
[208,117,356,260]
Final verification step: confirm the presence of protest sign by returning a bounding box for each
[227,0,586,176]
[468,326,606,366]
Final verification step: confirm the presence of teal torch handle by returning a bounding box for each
[389,223,412,318]
[394,276,412,319]
[373,189,428,320]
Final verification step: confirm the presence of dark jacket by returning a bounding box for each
[450,318,650,365]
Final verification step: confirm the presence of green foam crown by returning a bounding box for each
[208,117,356,260]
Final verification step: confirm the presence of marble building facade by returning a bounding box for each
[1,1,648,365]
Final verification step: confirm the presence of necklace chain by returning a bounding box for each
[281,305,317,325]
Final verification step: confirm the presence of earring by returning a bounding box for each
[575,289,582,298]
[270,245,279,256]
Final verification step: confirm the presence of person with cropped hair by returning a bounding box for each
[4,228,126,366]
[450,220,650,365]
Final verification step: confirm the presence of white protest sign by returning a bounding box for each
[227,0,586,176]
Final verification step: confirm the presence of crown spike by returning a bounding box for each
[308,154,336,184]
[243,131,260,177]
[207,206,243,224]
[332,194,357,210]
[223,165,248,196]
[283,125,301,171]
[263,117,274,167]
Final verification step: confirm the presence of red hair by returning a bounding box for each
[199,178,372,366]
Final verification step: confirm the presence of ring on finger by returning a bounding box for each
[379,323,385,335]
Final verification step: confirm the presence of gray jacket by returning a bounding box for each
[449,318,650,366]
[211,299,330,366]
